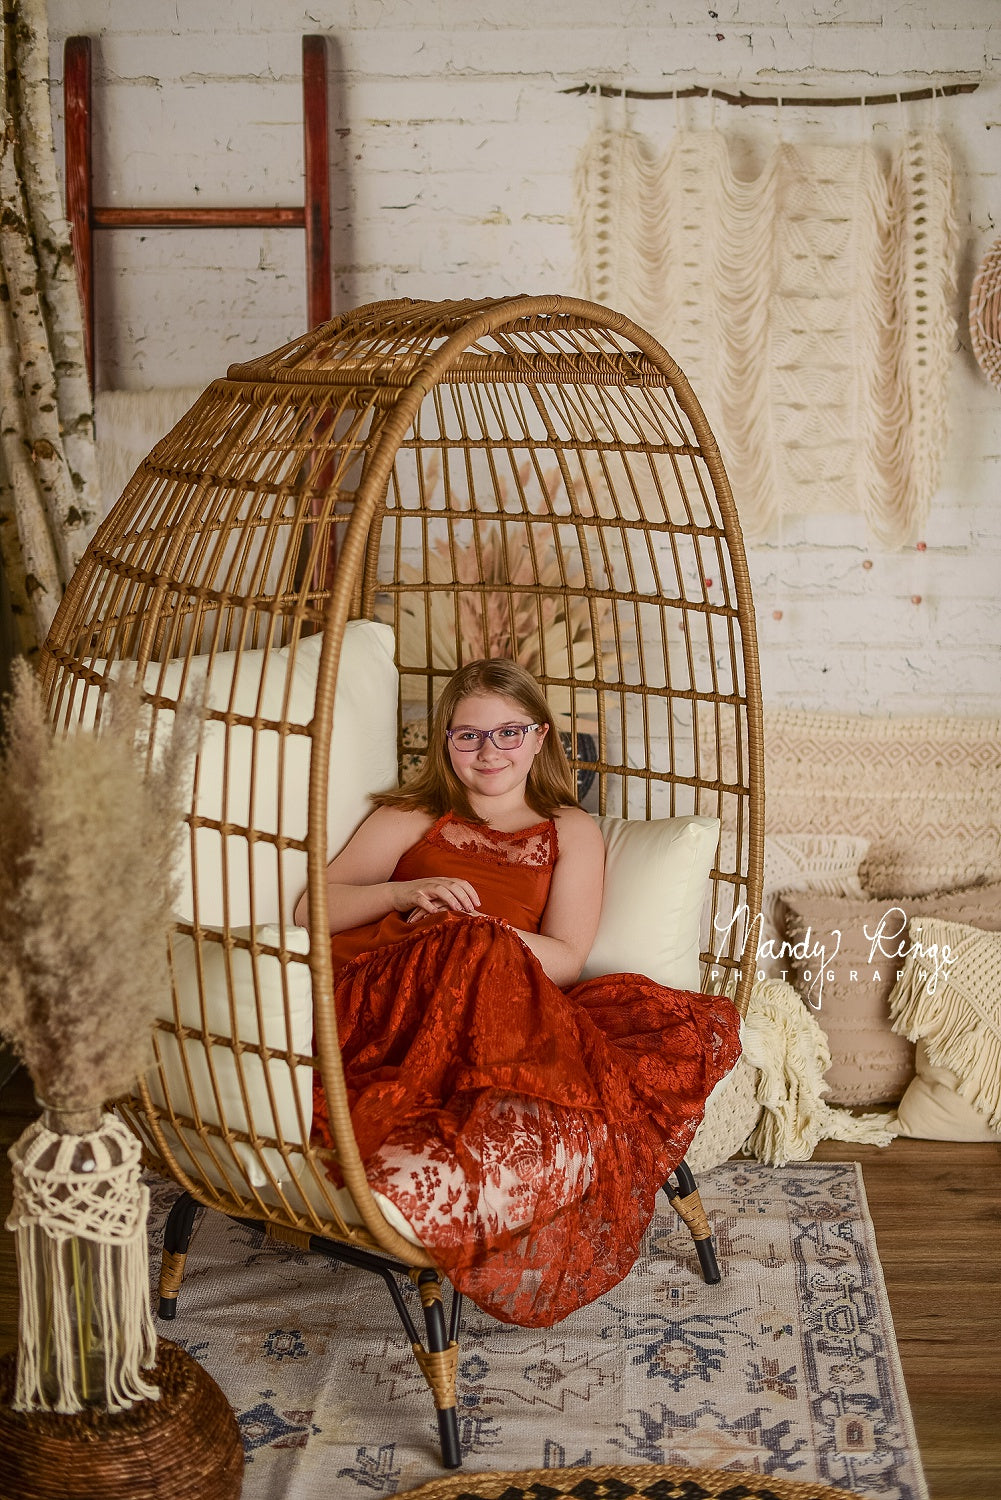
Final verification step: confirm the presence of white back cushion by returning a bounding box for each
[172,621,399,926]
[80,620,399,926]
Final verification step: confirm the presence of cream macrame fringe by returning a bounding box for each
[741,978,898,1166]
[888,916,1001,1133]
[574,126,957,547]
[6,1111,160,1414]
[94,387,204,519]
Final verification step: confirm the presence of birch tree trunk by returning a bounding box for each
[0,1,99,650]
[10,0,98,565]
[0,281,63,649]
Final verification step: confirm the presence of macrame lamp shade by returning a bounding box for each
[970,236,1001,390]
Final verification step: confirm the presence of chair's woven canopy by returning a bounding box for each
[41,295,763,1255]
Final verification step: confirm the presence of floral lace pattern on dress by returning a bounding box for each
[314,808,743,1326]
[427,811,557,869]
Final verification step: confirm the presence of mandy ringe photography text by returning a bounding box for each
[710,904,955,1008]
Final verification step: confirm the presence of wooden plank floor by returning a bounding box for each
[2,1063,998,1498]
[811,1135,1001,1499]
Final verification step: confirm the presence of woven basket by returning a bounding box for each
[970,236,1001,390]
[0,1341,243,1500]
[396,1460,857,1499]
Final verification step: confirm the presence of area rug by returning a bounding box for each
[144,1162,927,1500]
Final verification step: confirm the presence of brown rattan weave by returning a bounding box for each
[971,236,1001,390]
[39,294,763,1448]
[395,1460,855,1499]
[0,1341,243,1500]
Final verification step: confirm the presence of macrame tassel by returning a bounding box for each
[741,977,898,1166]
[6,1112,160,1414]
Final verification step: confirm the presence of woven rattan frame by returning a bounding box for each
[40,294,763,1267]
[971,236,1001,390]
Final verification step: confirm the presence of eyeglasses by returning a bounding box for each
[446,724,543,753]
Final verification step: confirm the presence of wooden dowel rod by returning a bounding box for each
[563,80,980,107]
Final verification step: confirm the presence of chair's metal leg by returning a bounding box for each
[410,1269,462,1469]
[665,1158,721,1285]
[165,1206,466,1469]
[157,1190,202,1319]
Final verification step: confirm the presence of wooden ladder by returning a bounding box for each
[63,34,332,391]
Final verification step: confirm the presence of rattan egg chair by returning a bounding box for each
[41,294,764,1469]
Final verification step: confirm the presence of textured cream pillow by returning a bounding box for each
[149,925,314,1190]
[889,913,1001,1137]
[684,1049,761,1173]
[581,815,721,991]
[896,1040,1001,1142]
[706,710,1001,898]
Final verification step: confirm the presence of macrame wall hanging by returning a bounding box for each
[574,115,958,548]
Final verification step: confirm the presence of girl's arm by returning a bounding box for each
[513,807,605,986]
[293,805,481,933]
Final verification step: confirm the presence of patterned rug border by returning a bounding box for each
[395,1459,858,1499]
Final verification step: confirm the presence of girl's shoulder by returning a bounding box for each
[366,803,437,839]
[552,805,605,856]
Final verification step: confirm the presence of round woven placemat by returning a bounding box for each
[0,1339,244,1500]
[396,1462,856,1500]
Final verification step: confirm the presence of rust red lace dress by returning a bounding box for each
[312,811,741,1327]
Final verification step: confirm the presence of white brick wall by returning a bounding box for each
[46,0,1001,714]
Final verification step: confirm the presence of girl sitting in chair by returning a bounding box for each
[296,658,740,1327]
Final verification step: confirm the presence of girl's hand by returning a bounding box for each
[391,876,481,919]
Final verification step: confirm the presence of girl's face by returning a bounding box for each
[446,692,548,803]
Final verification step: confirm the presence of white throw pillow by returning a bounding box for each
[78,620,399,926]
[148,925,314,1190]
[580,815,721,990]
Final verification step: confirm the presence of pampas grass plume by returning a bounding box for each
[0,660,196,1111]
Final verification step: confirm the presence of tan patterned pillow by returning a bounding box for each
[779,883,1001,1107]
[714,831,870,980]
[710,711,1001,899]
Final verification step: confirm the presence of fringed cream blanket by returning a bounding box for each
[575,127,957,546]
[742,978,897,1166]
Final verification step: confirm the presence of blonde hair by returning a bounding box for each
[376,659,578,821]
